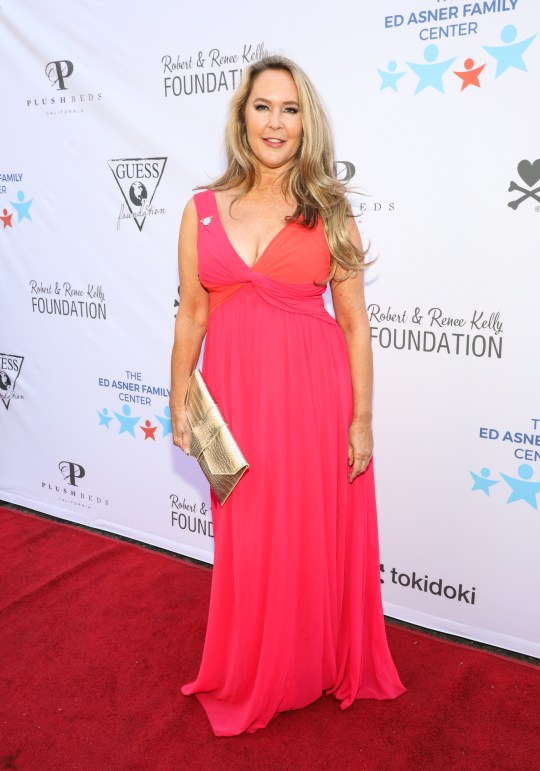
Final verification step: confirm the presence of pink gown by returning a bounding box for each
[180,189,406,736]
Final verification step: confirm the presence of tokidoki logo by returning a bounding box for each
[108,157,167,232]
[470,416,540,509]
[380,563,476,605]
[378,7,537,95]
[507,159,540,210]
[0,354,24,409]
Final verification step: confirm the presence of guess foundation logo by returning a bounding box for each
[108,157,167,231]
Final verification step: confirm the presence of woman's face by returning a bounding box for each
[244,69,303,175]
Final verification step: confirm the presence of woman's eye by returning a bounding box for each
[253,104,298,113]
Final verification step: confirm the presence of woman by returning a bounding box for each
[170,55,405,736]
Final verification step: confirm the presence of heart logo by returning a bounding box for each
[517,159,540,188]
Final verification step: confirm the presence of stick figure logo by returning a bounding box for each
[45,60,74,91]
[508,159,540,210]
[58,461,86,487]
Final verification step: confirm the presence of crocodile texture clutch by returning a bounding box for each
[184,369,249,506]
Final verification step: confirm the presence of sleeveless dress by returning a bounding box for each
[180,189,406,736]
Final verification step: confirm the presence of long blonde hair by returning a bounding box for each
[202,55,368,280]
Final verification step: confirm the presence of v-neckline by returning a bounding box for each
[211,190,291,271]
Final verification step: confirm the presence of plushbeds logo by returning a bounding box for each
[378,10,537,95]
[108,158,167,231]
[334,161,396,217]
[45,60,74,90]
[41,461,109,511]
[26,60,102,116]
[58,461,85,486]
[0,354,24,410]
[507,159,540,211]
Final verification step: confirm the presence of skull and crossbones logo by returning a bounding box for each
[508,159,540,210]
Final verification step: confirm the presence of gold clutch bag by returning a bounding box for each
[184,368,249,506]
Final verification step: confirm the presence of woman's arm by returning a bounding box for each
[170,198,209,453]
[330,217,373,482]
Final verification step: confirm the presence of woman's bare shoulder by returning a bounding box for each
[183,196,196,212]
[180,196,197,223]
[178,197,198,240]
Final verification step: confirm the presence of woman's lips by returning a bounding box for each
[262,138,285,147]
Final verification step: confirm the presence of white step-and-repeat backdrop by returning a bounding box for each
[1,0,539,656]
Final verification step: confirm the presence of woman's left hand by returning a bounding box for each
[347,420,373,483]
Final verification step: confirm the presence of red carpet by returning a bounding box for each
[1,506,538,770]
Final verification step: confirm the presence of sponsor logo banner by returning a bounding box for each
[471,416,540,509]
[41,461,110,511]
[507,159,540,211]
[170,493,213,540]
[26,60,102,116]
[108,157,167,231]
[368,303,503,358]
[29,280,107,320]
[0,354,24,410]
[96,369,171,441]
[377,4,536,94]
[381,562,477,604]
[161,42,269,97]
[1,173,33,231]
[335,161,396,219]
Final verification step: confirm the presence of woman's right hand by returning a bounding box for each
[171,409,192,455]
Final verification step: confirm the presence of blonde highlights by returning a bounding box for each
[203,55,368,280]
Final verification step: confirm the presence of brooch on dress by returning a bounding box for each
[200,216,213,226]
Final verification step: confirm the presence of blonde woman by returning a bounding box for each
[170,55,405,736]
